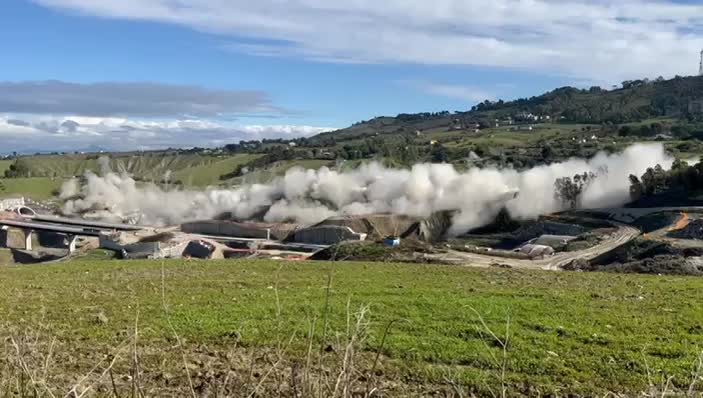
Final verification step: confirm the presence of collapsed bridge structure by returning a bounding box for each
[0,208,144,253]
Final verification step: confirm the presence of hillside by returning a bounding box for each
[5,153,257,181]
[311,74,703,143]
[468,75,703,124]
[3,75,703,200]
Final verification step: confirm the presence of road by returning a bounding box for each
[426,224,641,271]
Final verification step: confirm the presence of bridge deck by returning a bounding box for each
[29,215,144,231]
[0,219,104,236]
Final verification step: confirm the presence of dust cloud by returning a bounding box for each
[60,144,672,235]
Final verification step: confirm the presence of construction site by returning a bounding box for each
[3,194,703,275]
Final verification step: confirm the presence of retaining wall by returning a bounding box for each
[292,226,367,245]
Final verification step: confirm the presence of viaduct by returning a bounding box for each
[1,211,143,253]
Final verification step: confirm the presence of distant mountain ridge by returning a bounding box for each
[310,75,703,142]
[4,75,703,193]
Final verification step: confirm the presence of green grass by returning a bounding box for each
[623,118,678,127]
[1,259,702,395]
[439,125,582,150]
[72,248,118,261]
[8,153,262,187]
[228,159,335,184]
[0,249,13,266]
[171,153,260,187]
[0,160,12,176]
[0,177,65,199]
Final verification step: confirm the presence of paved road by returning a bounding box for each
[426,224,641,271]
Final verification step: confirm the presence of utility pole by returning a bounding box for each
[700,49,703,76]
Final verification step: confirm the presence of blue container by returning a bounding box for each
[383,237,400,247]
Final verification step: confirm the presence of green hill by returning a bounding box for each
[4,75,703,201]
[311,75,703,144]
[3,152,258,183]
[170,153,261,187]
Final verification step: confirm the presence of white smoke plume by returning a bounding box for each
[60,144,673,235]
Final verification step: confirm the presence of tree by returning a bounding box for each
[474,143,489,158]
[640,165,669,196]
[401,145,419,164]
[650,123,663,136]
[4,159,31,178]
[541,145,554,161]
[430,145,449,163]
[638,125,653,137]
[554,172,597,209]
[618,125,633,137]
[629,174,643,201]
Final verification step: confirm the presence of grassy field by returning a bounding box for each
[227,159,335,185]
[171,153,260,187]
[0,249,13,266]
[0,177,65,199]
[436,124,585,150]
[6,153,259,186]
[0,159,12,176]
[0,259,702,396]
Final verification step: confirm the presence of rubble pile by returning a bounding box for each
[668,220,703,240]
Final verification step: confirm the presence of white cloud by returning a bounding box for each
[402,80,497,102]
[33,0,703,82]
[0,114,335,153]
[0,80,274,117]
[237,125,337,136]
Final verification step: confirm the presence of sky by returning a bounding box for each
[2,0,703,153]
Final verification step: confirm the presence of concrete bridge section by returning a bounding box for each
[0,219,104,253]
[28,215,145,231]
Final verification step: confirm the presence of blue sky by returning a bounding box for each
[2,0,703,152]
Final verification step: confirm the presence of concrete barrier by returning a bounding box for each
[292,226,367,245]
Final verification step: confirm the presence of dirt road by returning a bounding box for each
[426,224,641,271]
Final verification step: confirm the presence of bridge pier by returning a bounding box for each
[66,234,78,253]
[23,229,33,251]
[0,226,8,248]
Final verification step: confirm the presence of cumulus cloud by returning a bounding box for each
[0,115,335,153]
[0,80,334,152]
[402,80,497,102]
[0,80,275,117]
[33,0,703,82]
